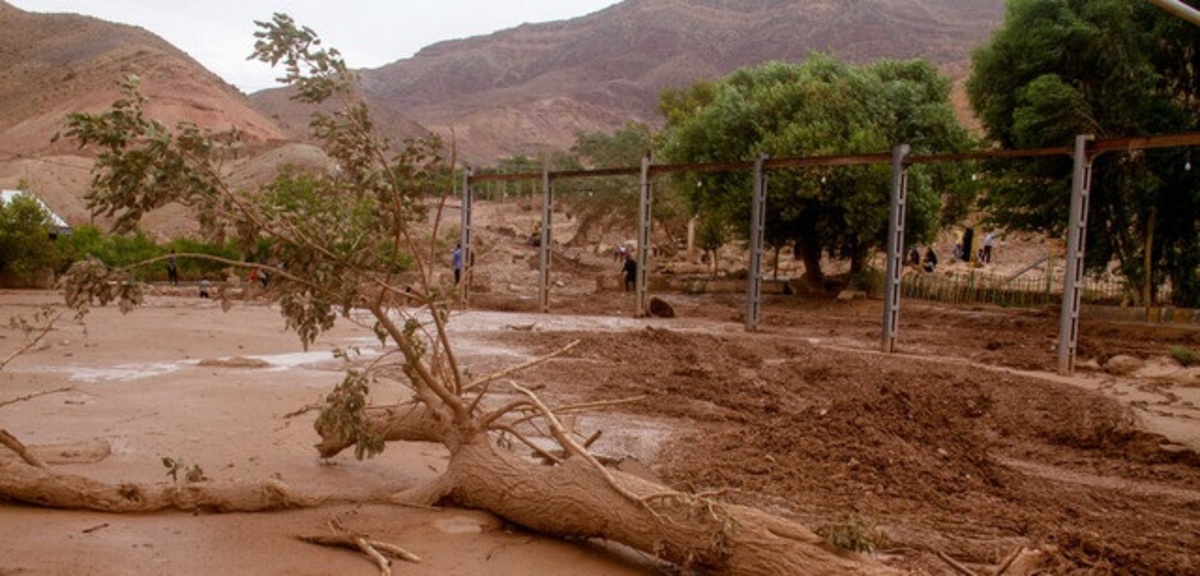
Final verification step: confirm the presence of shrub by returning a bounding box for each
[1169,345,1200,367]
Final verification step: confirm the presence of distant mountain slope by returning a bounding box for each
[0,1,285,159]
[0,1,296,234]
[253,0,1004,163]
[0,0,1004,237]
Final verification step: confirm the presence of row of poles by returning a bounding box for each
[460,132,1200,375]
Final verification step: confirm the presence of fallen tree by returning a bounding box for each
[0,13,893,575]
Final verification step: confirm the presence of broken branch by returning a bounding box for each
[466,339,580,392]
[0,429,46,468]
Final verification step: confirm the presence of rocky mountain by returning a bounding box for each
[0,0,289,231]
[253,0,1005,164]
[1,0,1004,237]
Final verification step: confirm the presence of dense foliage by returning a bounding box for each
[658,55,974,286]
[969,0,1200,305]
[0,193,59,284]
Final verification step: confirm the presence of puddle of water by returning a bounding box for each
[22,362,186,383]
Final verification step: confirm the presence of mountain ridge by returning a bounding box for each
[251,0,1004,163]
[1,0,1005,236]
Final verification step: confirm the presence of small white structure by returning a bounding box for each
[1,189,71,236]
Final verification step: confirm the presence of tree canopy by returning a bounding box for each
[968,0,1200,305]
[0,191,59,284]
[658,55,973,287]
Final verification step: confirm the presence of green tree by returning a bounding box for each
[563,122,653,246]
[659,55,973,289]
[0,193,59,284]
[5,13,883,575]
[968,0,1200,305]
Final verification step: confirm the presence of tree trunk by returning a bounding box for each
[795,238,824,290]
[316,408,892,575]
[0,459,320,513]
[439,438,889,575]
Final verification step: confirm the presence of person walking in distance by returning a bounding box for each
[452,243,463,285]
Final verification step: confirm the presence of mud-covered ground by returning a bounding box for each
[472,288,1200,575]
[3,197,1200,574]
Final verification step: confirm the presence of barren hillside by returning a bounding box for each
[1,0,1004,237]
[0,0,290,231]
[254,0,1005,163]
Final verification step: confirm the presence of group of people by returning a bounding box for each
[161,250,268,298]
[911,228,998,274]
[952,229,996,265]
[907,246,939,273]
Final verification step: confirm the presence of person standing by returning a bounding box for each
[166,250,179,286]
[922,246,938,273]
[622,254,637,292]
[452,243,463,285]
[982,232,995,264]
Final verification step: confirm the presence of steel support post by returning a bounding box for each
[636,155,653,317]
[459,168,473,307]
[745,154,768,332]
[1058,135,1095,374]
[538,168,553,313]
[882,144,910,353]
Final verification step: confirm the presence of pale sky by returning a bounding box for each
[9,1,621,93]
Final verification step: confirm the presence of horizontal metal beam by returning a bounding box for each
[466,132,1200,183]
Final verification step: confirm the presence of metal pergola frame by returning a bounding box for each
[463,131,1200,374]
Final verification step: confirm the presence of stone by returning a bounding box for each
[1104,354,1143,376]
[648,296,676,318]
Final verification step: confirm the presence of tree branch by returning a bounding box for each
[465,339,581,393]
[0,429,46,468]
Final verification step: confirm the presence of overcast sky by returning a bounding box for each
[10,1,621,93]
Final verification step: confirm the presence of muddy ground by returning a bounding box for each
[2,284,1199,575]
[2,198,1200,574]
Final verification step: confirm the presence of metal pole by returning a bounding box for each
[1148,0,1200,27]
[460,168,473,307]
[538,168,553,313]
[636,155,653,317]
[1058,135,1095,374]
[745,154,768,332]
[882,144,910,353]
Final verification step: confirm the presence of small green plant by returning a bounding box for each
[161,457,207,483]
[1170,345,1200,367]
[816,515,890,554]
